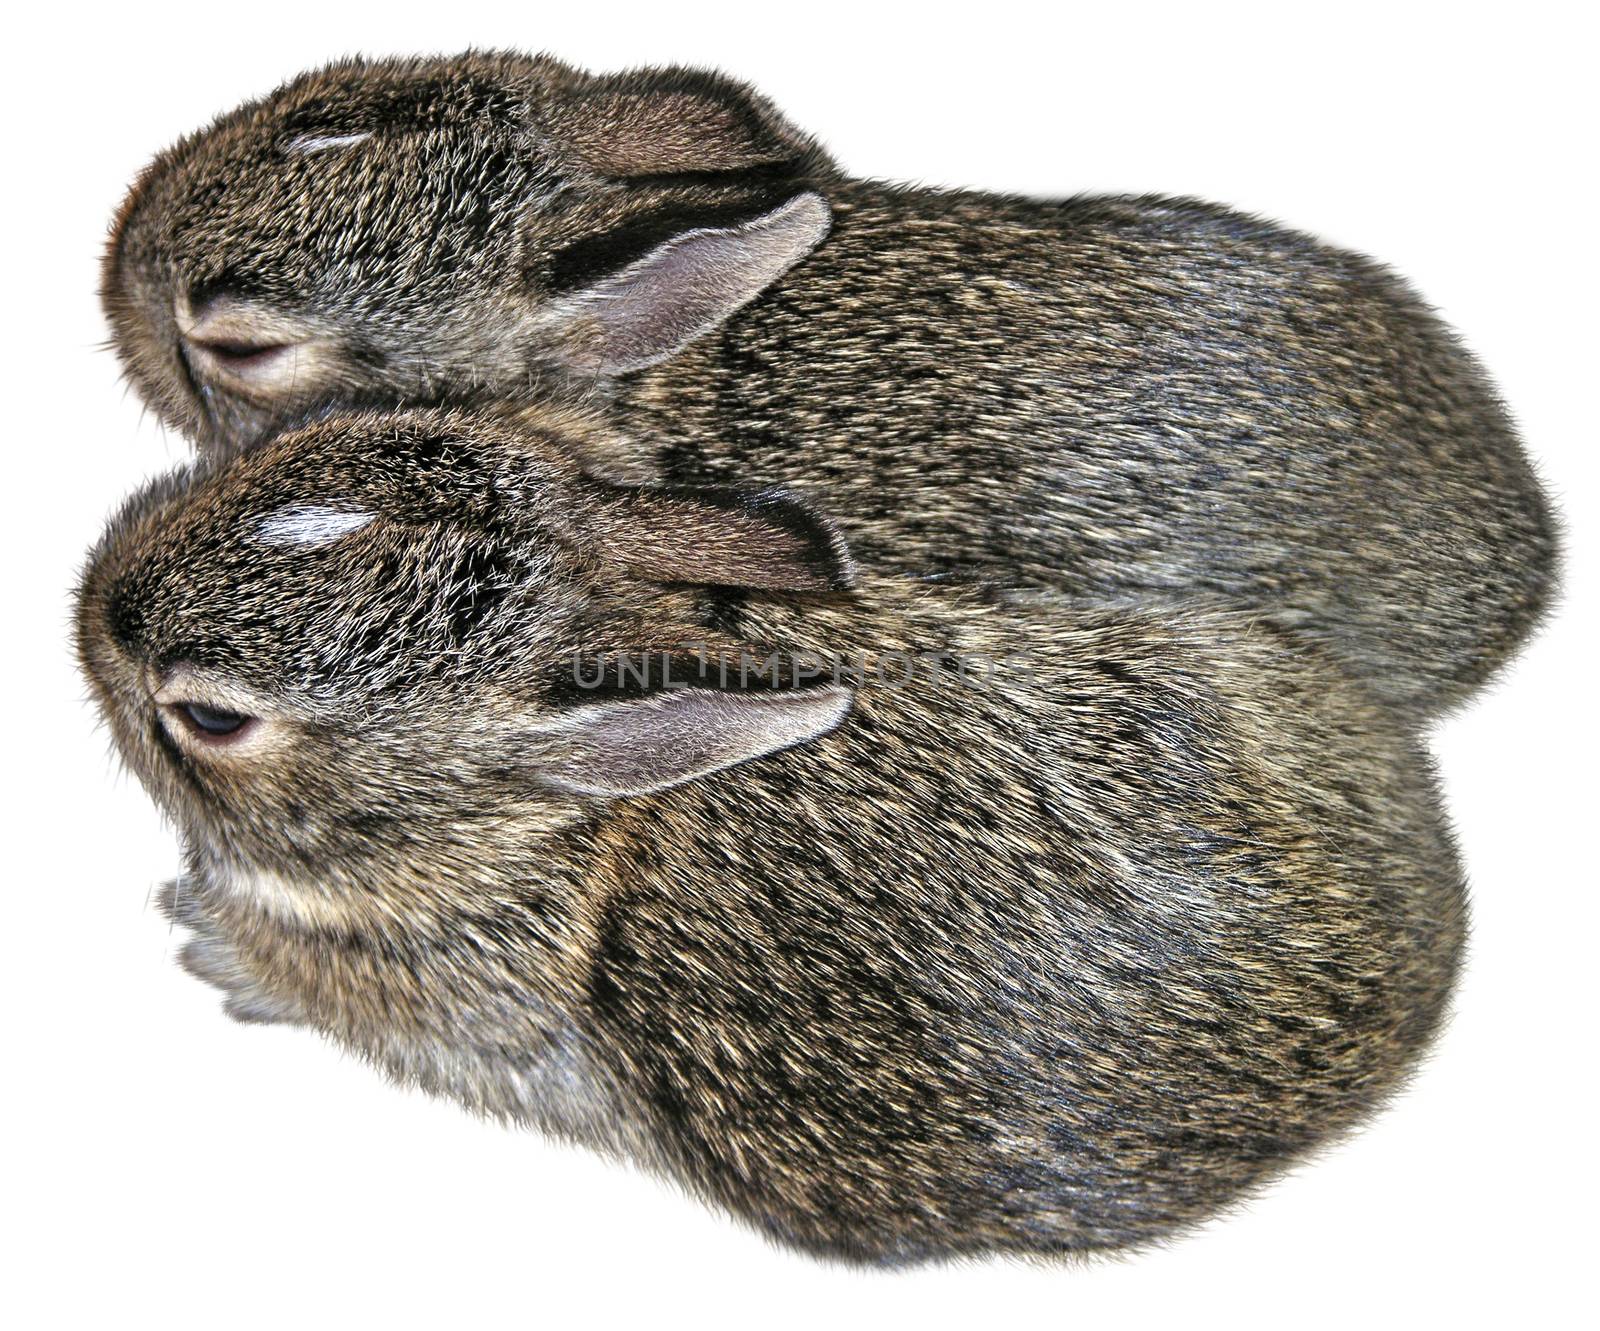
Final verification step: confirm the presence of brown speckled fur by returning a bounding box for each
[102,51,1556,718]
[78,408,1466,1264]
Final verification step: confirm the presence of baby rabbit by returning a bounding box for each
[78,405,1465,1265]
[102,52,1556,719]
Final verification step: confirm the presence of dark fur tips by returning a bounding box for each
[602,480,857,594]
[734,485,858,591]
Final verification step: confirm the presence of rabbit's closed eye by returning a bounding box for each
[173,292,332,403]
[187,338,292,369]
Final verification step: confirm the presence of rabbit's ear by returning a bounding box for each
[541,192,830,375]
[546,66,829,180]
[538,684,852,797]
[596,482,856,592]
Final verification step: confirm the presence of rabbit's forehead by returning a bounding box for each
[132,500,556,689]
[240,70,543,191]
[177,133,515,244]
[137,70,583,310]
[192,466,565,589]
[157,113,546,301]
[270,63,533,139]
[232,455,550,532]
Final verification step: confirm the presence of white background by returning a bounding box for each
[4,3,1594,1326]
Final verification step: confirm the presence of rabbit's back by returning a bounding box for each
[610,184,1555,715]
[580,606,1466,1262]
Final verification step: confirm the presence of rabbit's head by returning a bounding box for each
[105,53,835,453]
[77,407,853,912]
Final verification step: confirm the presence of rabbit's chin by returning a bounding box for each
[209,864,326,925]
[174,842,347,932]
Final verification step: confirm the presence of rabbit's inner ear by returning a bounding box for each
[601,483,856,593]
[547,68,824,179]
[537,684,853,797]
[541,193,830,376]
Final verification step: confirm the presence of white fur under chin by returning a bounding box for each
[215,864,334,927]
[203,864,629,1147]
